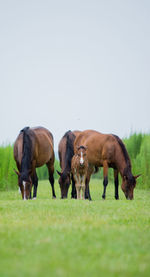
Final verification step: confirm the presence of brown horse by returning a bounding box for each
[14,126,56,200]
[71,146,89,199]
[74,130,140,200]
[57,130,81,199]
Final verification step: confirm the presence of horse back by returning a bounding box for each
[14,127,54,170]
[74,130,121,166]
[32,127,54,167]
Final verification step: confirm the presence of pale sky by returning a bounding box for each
[0,0,150,150]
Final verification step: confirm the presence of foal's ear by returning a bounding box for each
[134,174,141,179]
[14,169,20,176]
[56,170,62,177]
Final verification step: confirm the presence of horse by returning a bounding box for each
[71,146,89,199]
[57,130,82,199]
[74,130,140,200]
[14,126,56,200]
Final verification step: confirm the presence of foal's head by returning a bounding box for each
[76,146,87,166]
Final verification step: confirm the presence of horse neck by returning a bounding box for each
[113,134,132,178]
[116,155,132,178]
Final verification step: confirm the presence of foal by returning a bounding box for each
[71,146,88,199]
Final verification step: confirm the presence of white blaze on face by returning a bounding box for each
[80,151,84,165]
[23,181,27,200]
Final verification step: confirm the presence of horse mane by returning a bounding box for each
[78,145,86,150]
[20,127,33,180]
[62,130,76,180]
[112,134,132,179]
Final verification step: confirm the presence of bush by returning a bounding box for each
[0,145,17,190]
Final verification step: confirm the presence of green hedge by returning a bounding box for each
[0,145,60,191]
[0,145,17,190]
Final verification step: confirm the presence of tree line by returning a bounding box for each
[0,132,149,190]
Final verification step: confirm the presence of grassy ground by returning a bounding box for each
[0,179,150,277]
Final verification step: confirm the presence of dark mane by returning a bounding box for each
[78,145,86,150]
[62,130,76,180]
[112,134,131,169]
[112,134,135,182]
[20,127,33,181]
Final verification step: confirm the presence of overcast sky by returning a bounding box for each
[0,0,150,150]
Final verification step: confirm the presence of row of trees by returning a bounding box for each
[0,132,150,190]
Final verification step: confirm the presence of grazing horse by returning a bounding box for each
[57,130,81,199]
[74,130,140,200]
[71,146,88,199]
[14,126,56,200]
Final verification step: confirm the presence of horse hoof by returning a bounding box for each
[33,197,36,200]
[52,196,56,199]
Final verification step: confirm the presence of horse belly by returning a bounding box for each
[35,144,53,168]
[35,153,51,167]
[87,150,103,167]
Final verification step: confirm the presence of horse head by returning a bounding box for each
[57,170,71,199]
[14,169,32,200]
[121,174,141,200]
[76,145,87,166]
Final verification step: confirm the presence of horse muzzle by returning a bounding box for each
[61,196,67,199]
[126,195,133,200]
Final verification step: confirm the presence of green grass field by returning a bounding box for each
[0,179,150,277]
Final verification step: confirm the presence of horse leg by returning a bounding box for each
[85,180,92,200]
[102,161,108,199]
[75,184,80,199]
[114,169,119,200]
[82,175,86,200]
[82,182,86,200]
[46,162,56,199]
[85,168,92,200]
[82,185,85,200]
[79,186,82,199]
[85,179,91,200]
[32,171,38,199]
[71,174,77,199]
